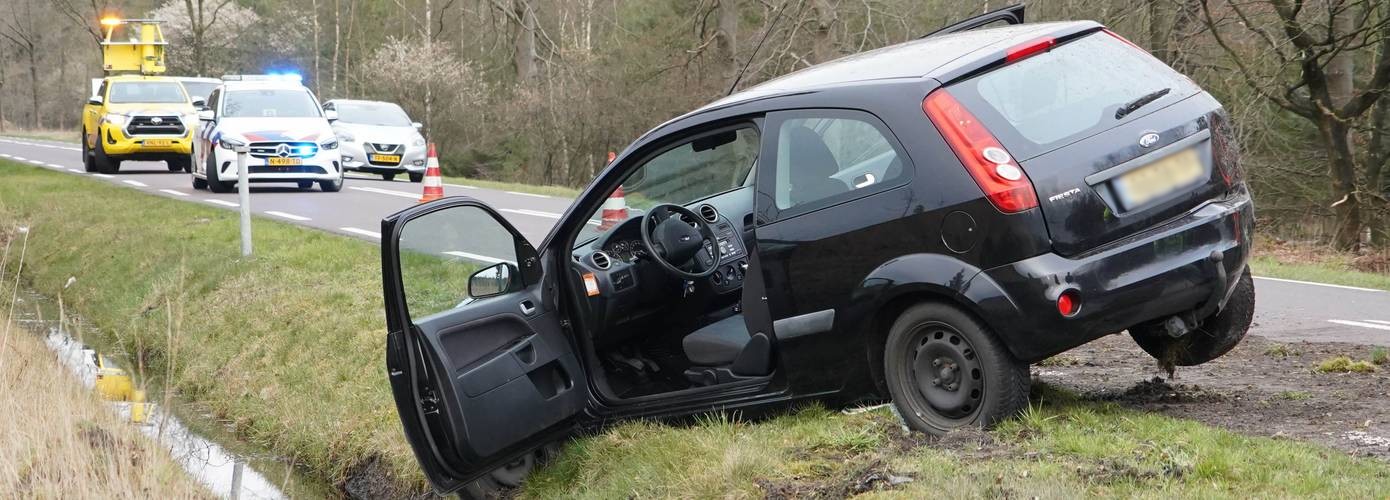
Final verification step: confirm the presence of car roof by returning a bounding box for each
[104,75,181,82]
[175,76,223,83]
[700,21,1091,111]
[222,81,311,91]
[327,99,396,106]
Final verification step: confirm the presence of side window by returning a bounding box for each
[765,110,909,217]
[398,205,521,319]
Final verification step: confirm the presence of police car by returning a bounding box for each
[192,74,344,192]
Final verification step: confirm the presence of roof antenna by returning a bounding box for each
[726,2,791,96]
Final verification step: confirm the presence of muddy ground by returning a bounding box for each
[1035,332,1390,459]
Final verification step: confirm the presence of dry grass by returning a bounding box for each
[0,315,212,498]
[0,129,78,144]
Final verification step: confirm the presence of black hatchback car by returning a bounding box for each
[379,7,1255,496]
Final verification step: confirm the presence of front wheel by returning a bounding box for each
[1131,269,1255,367]
[94,140,120,174]
[382,173,396,181]
[884,302,1029,435]
[409,172,423,183]
[206,154,233,193]
[459,443,560,500]
[319,175,344,192]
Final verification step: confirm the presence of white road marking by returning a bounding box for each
[159,189,189,197]
[505,191,550,198]
[0,153,10,158]
[340,227,381,239]
[27,159,44,165]
[265,210,310,221]
[204,199,239,207]
[348,186,419,199]
[1365,320,1390,326]
[67,168,84,173]
[499,208,561,219]
[46,163,64,169]
[1328,320,1390,332]
[443,251,510,265]
[12,156,25,161]
[122,180,149,187]
[1253,276,1383,293]
[445,183,479,189]
[93,173,115,179]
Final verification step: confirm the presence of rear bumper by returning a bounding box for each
[972,189,1254,362]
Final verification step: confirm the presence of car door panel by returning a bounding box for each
[382,198,587,491]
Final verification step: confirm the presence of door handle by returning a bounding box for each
[519,300,536,316]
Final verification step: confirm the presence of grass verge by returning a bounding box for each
[0,160,425,496]
[440,175,582,198]
[523,388,1390,499]
[0,129,79,144]
[0,314,213,498]
[4,159,1389,497]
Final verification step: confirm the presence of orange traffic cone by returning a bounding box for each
[598,185,628,231]
[418,143,444,203]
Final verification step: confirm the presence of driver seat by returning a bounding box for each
[681,314,774,384]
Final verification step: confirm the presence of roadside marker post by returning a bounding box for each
[234,144,252,256]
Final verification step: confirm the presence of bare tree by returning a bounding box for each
[0,0,42,129]
[182,0,235,76]
[1201,0,1390,249]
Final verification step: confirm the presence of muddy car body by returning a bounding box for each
[379,7,1255,495]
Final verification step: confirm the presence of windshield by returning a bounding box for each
[180,82,220,101]
[574,126,759,248]
[107,82,187,104]
[335,101,414,127]
[223,89,321,118]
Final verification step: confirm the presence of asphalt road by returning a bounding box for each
[2,135,1387,346]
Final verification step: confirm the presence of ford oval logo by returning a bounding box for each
[1139,133,1161,148]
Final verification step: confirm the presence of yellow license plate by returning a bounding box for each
[1112,148,1203,209]
[370,154,402,164]
[267,157,303,166]
[143,139,172,147]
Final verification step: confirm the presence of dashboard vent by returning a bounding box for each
[590,251,611,270]
[698,204,720,223]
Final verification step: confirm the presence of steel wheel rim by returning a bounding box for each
[904,321,984,424]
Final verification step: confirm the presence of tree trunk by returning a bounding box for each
[331,0,341,95]
[1318,115,1363,250]
[27,44,40,129]
[312,0,321,94]
[1146,0,1173,64]
[809,0,835,64]
[715,0,739,87]
[512,0,538,83]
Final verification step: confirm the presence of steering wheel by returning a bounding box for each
[640,203,720,280]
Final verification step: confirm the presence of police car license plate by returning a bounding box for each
[268,157,302,166]
[143,139,172,147]
[1112,148,1203,210]
[370,154,401,164]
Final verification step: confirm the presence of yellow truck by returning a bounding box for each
[80,19,199,174]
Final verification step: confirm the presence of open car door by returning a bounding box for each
[381,198,587,493]
[920,4,1025,38]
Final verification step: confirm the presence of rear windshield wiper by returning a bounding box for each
[1115,88,1171,120]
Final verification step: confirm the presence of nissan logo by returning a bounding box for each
[1139,132,1161,148]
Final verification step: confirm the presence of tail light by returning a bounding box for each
[923,90,1039,213]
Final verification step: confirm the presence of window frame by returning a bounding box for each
[755,108,914,224]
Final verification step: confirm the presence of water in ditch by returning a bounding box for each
[12,288,334,499]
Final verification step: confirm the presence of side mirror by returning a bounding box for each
[192,98,206,109]
[198,109,215,122]
[324,109,339,121]
[88,95,103,106]
[468,263,518,299]
[412,122,423,130]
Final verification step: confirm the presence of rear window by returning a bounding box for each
[950,32,1200,159]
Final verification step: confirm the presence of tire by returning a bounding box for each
[1131,269,1255,367]
[192,176,207,190]
[409,172,424,183]
[94,140,120,174]
[206,153,233,193]
[319,175,344,192]
[884,302,1029,435]
[297,180,314,190]
[459,443,560,500]
[82,132,96,172]
[382,173,396,181]
[168,154,192,173]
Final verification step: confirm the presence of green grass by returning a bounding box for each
[0,129,79,144]
[523,388,1390,498]
[0,160,426,496]
[440,175,581,198]
[1249,254,1390,291]
[5,159,1390,497]
[1314,356,1378,374]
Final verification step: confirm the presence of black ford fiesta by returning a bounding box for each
[378,6,1255,496]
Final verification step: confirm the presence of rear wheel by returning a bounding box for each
[382,173,396,181]
[409,172,423,183]
[884,302,1029,435]
[459,442,560,500]
[1131,269,1254,367]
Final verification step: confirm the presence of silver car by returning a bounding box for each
[323,99,428,182]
